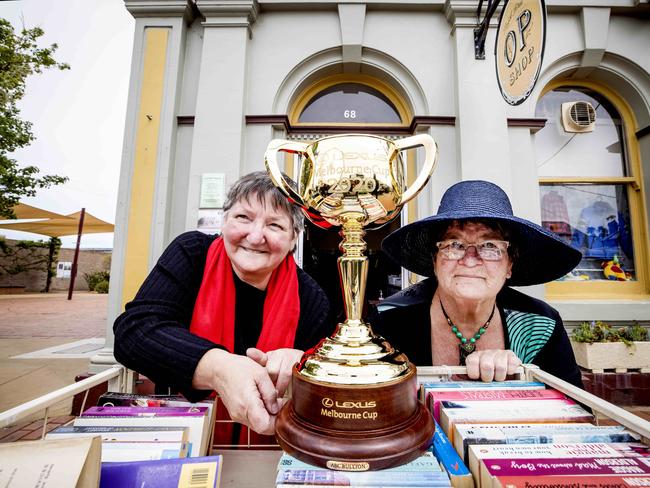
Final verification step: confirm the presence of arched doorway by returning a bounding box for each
[287,74,414,318]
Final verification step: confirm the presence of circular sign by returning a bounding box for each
[495,0,546,105]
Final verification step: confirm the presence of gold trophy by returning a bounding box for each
[265,133,437,470]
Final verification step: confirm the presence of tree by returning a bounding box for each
[0,18,70,218]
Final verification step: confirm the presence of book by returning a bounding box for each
[276,452,450,487]
[482,456,650,478]
[46,425,189,443]
[75,406,210,457]
[491,474,650,488]
[430,419,474,488]
[420,381,545,401]
[0,436,101,488]
[277,452,442,472]
[468,443,650,488]
[427,389,566,423]
[440,400,593,441]
[101,441,189,462]
[100,455,223,488]
[97,392,217,452]
[452,423,639,463]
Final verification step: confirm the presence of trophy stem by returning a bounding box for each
[338,214,367,324]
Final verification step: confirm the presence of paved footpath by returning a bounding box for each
[0,292,108,416]
[0,292,107,339]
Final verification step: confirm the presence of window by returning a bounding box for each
[298,83,401,124]
[291,74,410,127]
[535,84,648,297]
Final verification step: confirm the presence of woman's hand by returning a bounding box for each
[192,348,280,435]
[464,349,522,382]
[246,348,304,398]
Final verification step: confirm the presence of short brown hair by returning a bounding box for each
[223,171,304,235]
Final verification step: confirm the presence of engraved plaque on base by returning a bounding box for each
[265,133,438,470]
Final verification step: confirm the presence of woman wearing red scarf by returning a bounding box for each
[113,172,332,442]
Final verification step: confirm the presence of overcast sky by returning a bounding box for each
[0,0,134,248]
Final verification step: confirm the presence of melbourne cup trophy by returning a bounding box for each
[265,133,438,470]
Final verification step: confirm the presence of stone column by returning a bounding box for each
[184,1,258,230]
[445,0,512,194]
[91,0,195,372]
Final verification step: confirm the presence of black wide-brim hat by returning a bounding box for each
[382,180,582,286]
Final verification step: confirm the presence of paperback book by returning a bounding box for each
[440,400,593,441]
[427,389,566,423]
[276,452,450,487]
[100,454,223,488]
[491,474,650,488]
[46,425,189,444]
[75,405,210,456]
[452,423,639,462]
[468,443,650,488]
[100,441,189,462]
[430,419,473,488]
[420,381,545,401]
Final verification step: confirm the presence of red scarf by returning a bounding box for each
[189,236,300,447]
[189,236,300,352]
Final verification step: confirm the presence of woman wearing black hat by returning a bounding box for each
[376,180,583,387]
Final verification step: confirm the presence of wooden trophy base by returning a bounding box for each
[275,363,434,471]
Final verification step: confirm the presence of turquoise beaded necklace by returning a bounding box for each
[439,299,496,366]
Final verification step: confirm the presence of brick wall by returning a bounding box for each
[0,238,111,292]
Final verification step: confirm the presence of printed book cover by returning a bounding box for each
[482,456,650,477]
[74,411,210,457]
[430,419,474,488]
[452,424,638,462]
[427,389,566,423]
[491,474,650,488]
[100,454,223,488]
[469,443,650,488]
[440,402,593,440]
[276,468,451,486]
[420,381,545,401]
[82,405,209,417]
[46,425,189,443]
[278,451,442,472]
[0,436,101,488]
[100,441,189,463]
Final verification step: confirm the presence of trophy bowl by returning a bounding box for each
[265,133,437,470]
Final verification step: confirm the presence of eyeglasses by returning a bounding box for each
[435,239,510,261]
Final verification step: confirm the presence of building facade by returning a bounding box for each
[96,0,650,368]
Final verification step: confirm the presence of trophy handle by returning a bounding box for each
[264,139,309,207]
[394,134,438,206]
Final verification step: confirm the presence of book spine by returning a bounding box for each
[493,475,650,488]
[82,406,207,416]
[429,390,566,423]
[483,457,650,476]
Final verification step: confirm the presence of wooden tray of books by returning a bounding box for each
[4,365,649,488]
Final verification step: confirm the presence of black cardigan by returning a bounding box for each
[113,231,333,401]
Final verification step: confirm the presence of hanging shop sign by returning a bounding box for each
[495,0,546,105]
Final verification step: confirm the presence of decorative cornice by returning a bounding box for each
[444,0,499,29]
[242,114,456,134]
[124,0,197,22]
[195,0,259,27]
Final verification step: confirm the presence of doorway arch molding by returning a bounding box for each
[532,52,650,130]
[272,46,429,121]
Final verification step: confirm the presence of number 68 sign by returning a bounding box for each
[495,0,546,105]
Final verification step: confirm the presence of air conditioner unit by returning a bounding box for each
[561,101,596,133]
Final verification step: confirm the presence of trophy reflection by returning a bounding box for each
[265,133,437,471]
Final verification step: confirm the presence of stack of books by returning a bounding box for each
[421,380,649,488]
[44,391,223,487]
